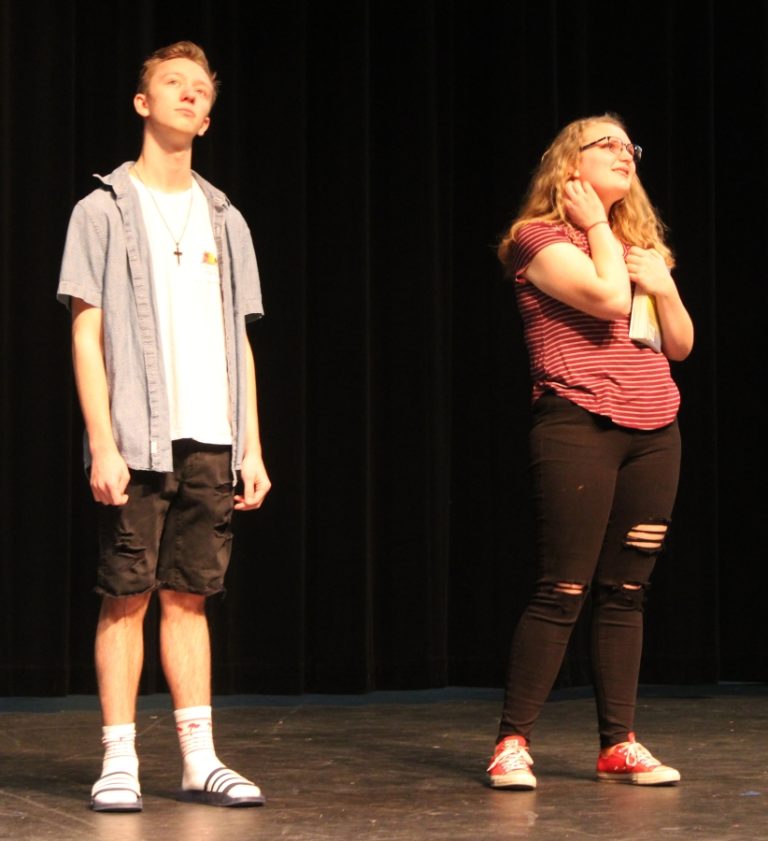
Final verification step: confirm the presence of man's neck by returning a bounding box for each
[134,134,194,193]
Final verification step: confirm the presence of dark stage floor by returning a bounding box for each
[1,684,766,841]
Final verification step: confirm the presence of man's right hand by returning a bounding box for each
[89,449,130,505]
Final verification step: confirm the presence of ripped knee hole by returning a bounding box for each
[624,521,669,553]
[553,582,585,596]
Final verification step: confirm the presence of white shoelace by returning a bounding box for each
[623,740,660,768]
[488,741,533,772]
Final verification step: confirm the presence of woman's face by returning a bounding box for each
[574,121,637,207]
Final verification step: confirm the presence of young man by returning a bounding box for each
[57,42,270,812]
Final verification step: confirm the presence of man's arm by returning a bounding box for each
[233,341,271,511]
[71,297,130,505]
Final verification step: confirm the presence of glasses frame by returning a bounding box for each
[579,136,642,162]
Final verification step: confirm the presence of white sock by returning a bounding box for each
[174,706,260,797]
[174,705,217,788]
[92,723,140,805]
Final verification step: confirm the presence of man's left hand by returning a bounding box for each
[234,452,271,510]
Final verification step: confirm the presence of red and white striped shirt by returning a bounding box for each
[510,222,680,430]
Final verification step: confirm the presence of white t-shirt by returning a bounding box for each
[132,176,232,445]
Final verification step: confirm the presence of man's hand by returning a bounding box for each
[234,452,271,510]
[89,448,130,506]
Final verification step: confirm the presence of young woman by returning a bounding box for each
[488,114,693,790]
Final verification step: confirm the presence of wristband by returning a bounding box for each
[585,220,610,233]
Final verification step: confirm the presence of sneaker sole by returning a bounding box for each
[597,770,680,786]
[488,775,537,790]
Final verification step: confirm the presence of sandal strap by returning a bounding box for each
[91,770,141,798]
[203,766,256,794]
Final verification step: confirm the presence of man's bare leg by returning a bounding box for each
[91,593,151,811]
[159,589,264,806]
[96,593,152,722]
[158,589,211,708]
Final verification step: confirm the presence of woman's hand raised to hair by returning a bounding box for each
[563,179,608,231]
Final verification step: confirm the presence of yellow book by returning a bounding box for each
[629,290,662,353]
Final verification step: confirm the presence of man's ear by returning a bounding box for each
[133,93,149,118]
[197,116,211,137]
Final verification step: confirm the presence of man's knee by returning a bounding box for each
[158,588,207,614]
[99,592,152,621]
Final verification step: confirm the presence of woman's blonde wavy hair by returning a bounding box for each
[498,113,673,272]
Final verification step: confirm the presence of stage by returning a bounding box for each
[1,684,764,841]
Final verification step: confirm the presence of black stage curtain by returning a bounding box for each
[1,0,763,696]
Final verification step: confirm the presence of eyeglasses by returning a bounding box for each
[579,136,642,162]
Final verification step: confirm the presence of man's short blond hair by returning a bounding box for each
[137,41,219,105]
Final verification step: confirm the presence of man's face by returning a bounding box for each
[134,57,214,138]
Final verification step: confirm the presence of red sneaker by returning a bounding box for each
[487,736,536,789]
[597,733,680,785]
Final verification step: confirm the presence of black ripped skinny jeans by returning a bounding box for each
[498,393,681,748]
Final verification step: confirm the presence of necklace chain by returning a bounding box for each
[133,165,194,265]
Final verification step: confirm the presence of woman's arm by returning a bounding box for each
[625,246,694,361]
[523,181,632,320]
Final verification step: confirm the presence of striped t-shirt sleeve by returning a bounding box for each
[510,223,573,280]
